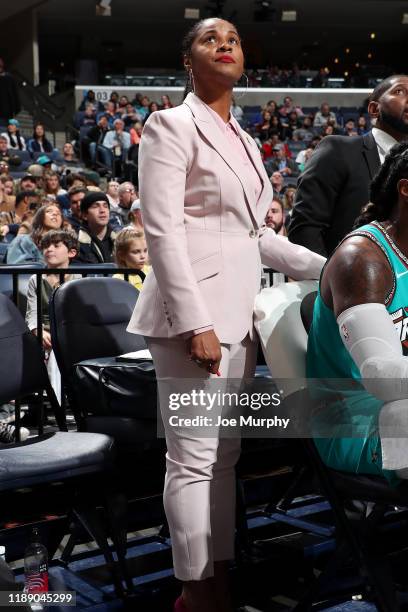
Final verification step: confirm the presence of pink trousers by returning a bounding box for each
[147,335,257,581]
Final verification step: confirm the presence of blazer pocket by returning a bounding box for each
[191,252,221,282]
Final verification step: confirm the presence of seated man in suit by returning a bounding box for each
[288,74,408,256]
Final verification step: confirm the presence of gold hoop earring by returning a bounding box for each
[234,73,249,100]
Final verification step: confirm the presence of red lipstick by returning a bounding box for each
[216,55,235,63]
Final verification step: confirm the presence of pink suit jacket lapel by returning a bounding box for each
[184,93,266,221]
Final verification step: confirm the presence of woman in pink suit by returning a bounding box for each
[127,18,325,612]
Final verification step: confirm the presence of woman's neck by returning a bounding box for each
[194,87,233,123]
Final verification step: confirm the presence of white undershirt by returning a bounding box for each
[371,126,398,164]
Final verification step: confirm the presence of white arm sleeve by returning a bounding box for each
[337,302,408,401]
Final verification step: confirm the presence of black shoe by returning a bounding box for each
[0,422,29,443]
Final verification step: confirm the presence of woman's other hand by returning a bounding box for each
[188,330,222,375]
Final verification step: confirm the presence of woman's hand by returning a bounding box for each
[188,330,222,375]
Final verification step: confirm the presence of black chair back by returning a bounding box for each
[49,276,145,378]
[0,294,50,404]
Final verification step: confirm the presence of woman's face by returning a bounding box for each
[150,102,159,112]
[162,95,170,104]
[35,124,44,138]
[187,19,244,90]
[43,205,62,230]
[8,124,17,134]
[3,180,13,194]
[119,96,128,106]
[263,111,272,122]
[46,175,59,192]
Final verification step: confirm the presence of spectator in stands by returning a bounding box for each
[113,227,150,291]
[142,101,159,125]
[78,90,104,112]
[109,91,119,107]
[283,186,296,213]
[0,57,20,122]
[281,110,301,140]
[136,95,150,119]
[130,121,143,145]
[61,142,80,165]
[270,170,286,198]
[1,174,14,196]
[1,119,26,151]
[0,135,10,162]
[7,203,66,263]
[292,116,315,143]
[117,95,130,114]
[0,175,15,212]
[26,229,80,403]
[78,105,97,128]
[230,97,244,125]
[75,191,117,264]
[266,99,279,116]
[265,197,286,235]
[102,118,131,167]
[357,115,370,135]
[121,103,141,127]
[106,179,120,208]
[19,173,37,193]
[267,143,299,177]
[44,171,67,199]
[27,123,53,154]
[311,67,329,88]
[127,199,143,229]
[255,110,275,142]
[64,186,86,233]
[279,95,303,118]
[313,102,337,129]
[321,124,335,137]
[289,75,408,256]
[98,100,120,127]
[65,172,86,190]
[111,181,137,227]
[343,118,357,137]
[161,94,173,109]
[0,190,40,240]
[86,114,110,166]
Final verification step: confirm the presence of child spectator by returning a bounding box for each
[26,229,80,403]
[113,227,150,292]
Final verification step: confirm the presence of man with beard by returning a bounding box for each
[288,75,408,256]
[265,198,286,236]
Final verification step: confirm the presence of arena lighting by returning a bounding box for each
[370,32,376,39]
[185,8,200,19]
[402,13,408,23]
[281,10,297,21]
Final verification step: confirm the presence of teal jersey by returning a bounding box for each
[307,221,408,485]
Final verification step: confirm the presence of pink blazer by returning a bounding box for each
[127,93,325,344]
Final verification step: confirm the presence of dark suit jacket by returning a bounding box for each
[288,131,381,256]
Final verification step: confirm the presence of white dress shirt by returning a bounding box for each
[371,127,398,164]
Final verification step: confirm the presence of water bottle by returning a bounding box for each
[24,528,48,593]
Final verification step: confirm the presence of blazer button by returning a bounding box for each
[249,229,257,238]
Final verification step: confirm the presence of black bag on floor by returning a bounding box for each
[74,357,157,420]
